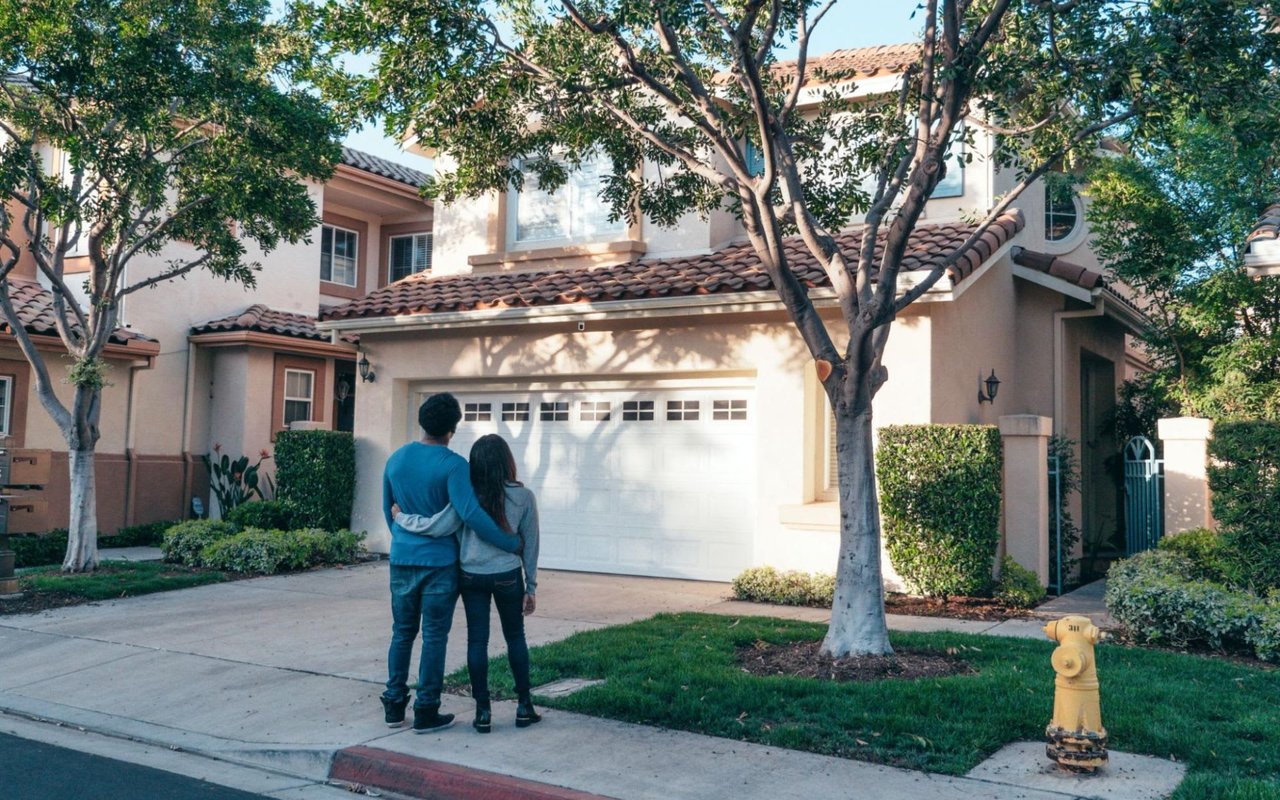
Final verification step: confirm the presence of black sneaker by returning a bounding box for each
[515,696,541,728]
[381,696,408,728]
[412,706,456,734]
[473,705,492,734]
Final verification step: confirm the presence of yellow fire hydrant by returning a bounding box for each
[1044,615,1107,772]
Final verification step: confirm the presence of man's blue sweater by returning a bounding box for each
[382,441,520,566]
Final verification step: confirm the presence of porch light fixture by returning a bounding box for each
[978,369,1001,404]
[358,353,376,383]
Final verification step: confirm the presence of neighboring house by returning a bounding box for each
[0,147,432,531]
[1245,202,1280,277]
[318,44,1146,583]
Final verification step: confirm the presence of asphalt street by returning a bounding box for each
[0,732,269,800]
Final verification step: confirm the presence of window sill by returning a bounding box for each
[320,279,363,300]
[469,239,646,268]
[777,501,839,531]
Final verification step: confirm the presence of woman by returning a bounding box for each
[392,434,541,733]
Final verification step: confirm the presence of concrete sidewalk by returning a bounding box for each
[0,563,1119,800]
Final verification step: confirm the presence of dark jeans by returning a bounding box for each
[460,567,530,704]
[383,563,458,709]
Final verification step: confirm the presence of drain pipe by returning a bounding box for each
[1053,296,1105,436]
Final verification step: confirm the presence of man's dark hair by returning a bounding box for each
[419,393,462,437]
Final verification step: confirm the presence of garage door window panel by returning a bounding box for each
[712,399,748,421]
[502,402,530,421]
[464,402,492,422]
[666,400,700,421]
[580,401,611,421]
[540,401,569,421]
[622,400,654,421]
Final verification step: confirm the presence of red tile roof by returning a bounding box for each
[193,304,358,345]
[772,43,921,82]
[1247,202,1280,244]
[320,211,1025,322]
[2,280,155,346]
[1010,248,1106,290]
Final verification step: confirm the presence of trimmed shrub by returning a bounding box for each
[10,530,69,568]
[1208,421,1280,592]
[877,425,1003,598]
[162,520,237,567]
[201,527,366,575]
[1247,601,1280,664]
[1157,527,1228,583]
[1106,551,1260,651]
[110,520,179,548]
[226,501,299,531]
[274,430,355,530]
[732,566,833,607]
[995,557,1046,608]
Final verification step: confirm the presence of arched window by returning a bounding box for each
[1045,181,1079,242]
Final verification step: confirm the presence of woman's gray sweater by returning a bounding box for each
[393,482,540,594]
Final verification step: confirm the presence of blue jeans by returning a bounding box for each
[383,564,458,709]
[460,568,530,704]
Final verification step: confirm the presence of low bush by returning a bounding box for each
[994,557,1046,608]
[200,527,366,575]
[732,566,834,607]
[161,520,238,567]
[1106,551,1261,652]
[1156,527,1227,582]
[10,530,69,568]
[110,520,179,548]
[226,501,299,531]
[877,425,1002,598]
[1247,600,1280,664]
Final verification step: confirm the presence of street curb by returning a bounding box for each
[330,745,618,800]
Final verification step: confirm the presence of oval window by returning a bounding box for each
[1045,182,1079,242]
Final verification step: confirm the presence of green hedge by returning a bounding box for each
[1208,421,1280,592]
[994,557,1046,608]
[877,425,1003,597]
[274,430,355,530]
[9,530,69,568]
[731,566,834,607]
[162,520,239,567]
[226,501,300,531]
[198,528,365,575]
[110,520,179,548]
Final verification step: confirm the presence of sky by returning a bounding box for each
[342,2,923,170]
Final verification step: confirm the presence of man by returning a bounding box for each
[381,392,521,733]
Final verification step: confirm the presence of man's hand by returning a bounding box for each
[391,503,401,517]
[523,594,536,616]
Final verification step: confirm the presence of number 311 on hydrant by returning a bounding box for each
[1044,615,1107,772]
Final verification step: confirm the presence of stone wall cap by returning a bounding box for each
[998,415,1053,437]
[1157,417,1214,441]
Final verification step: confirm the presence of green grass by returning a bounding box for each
[447,612,1280,799]
[18,560,228,600]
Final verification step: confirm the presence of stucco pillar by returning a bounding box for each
[999,415,1052,586]
[1157,417,1216,535]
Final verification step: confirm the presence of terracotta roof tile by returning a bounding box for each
[193,304,358,345]
[1011,247,1105,290]
[321,211,1025,322]
[2,280,155,346]
[340,147,429,189]
[1247,202,1280,244]
[769,43,920,83]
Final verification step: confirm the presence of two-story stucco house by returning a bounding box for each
[0,147,432,532]
[317,44,1146,584]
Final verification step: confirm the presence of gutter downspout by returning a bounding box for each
[1053,295,1105,436]
[180,340,198,518]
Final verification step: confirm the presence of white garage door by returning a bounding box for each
[413,384,756,581]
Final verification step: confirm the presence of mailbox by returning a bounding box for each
[7,449,51,487]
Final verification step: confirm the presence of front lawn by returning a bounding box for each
[447,612,1280,799]
[3,561,229,614]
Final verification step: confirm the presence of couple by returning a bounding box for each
[380,392,541,734]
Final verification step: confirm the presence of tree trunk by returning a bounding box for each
[820,403,893,657]
[61,448,98,573]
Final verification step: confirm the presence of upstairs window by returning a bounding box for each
[0,375,11,436]
[513,155,625,244]
[389,232,433,282]
[1045,181,1079,242]
[321,225,358,287]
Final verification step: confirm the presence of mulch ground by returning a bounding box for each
[883,593,1030,621]
[737,639,978,683]
[0,591,86,616]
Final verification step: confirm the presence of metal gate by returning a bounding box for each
[1123,436,1164,554]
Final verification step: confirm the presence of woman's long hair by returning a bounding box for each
[470,434,519,533]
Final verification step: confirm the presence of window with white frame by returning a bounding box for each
[283,369,315,427]
[513,155,625,244]
[820,397,838,502]
[540,401,569,421]
[1044,180,1079,242]
[712,399,749,421]
[321,224,358,286]
[502,402,530,421]
[463,402,492,422]
[389,232,433,282]
[622,400,654,421]
[666,400,700,421]
[580,401,611,422]
[0,376,12,436]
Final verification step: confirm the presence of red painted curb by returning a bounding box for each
[330,745,618,800]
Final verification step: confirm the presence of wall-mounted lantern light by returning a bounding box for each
[978,369,1001,404]
[358,353,376,383]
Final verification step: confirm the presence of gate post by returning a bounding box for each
[999,415,1053,586]
[1157,417,1216,536]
